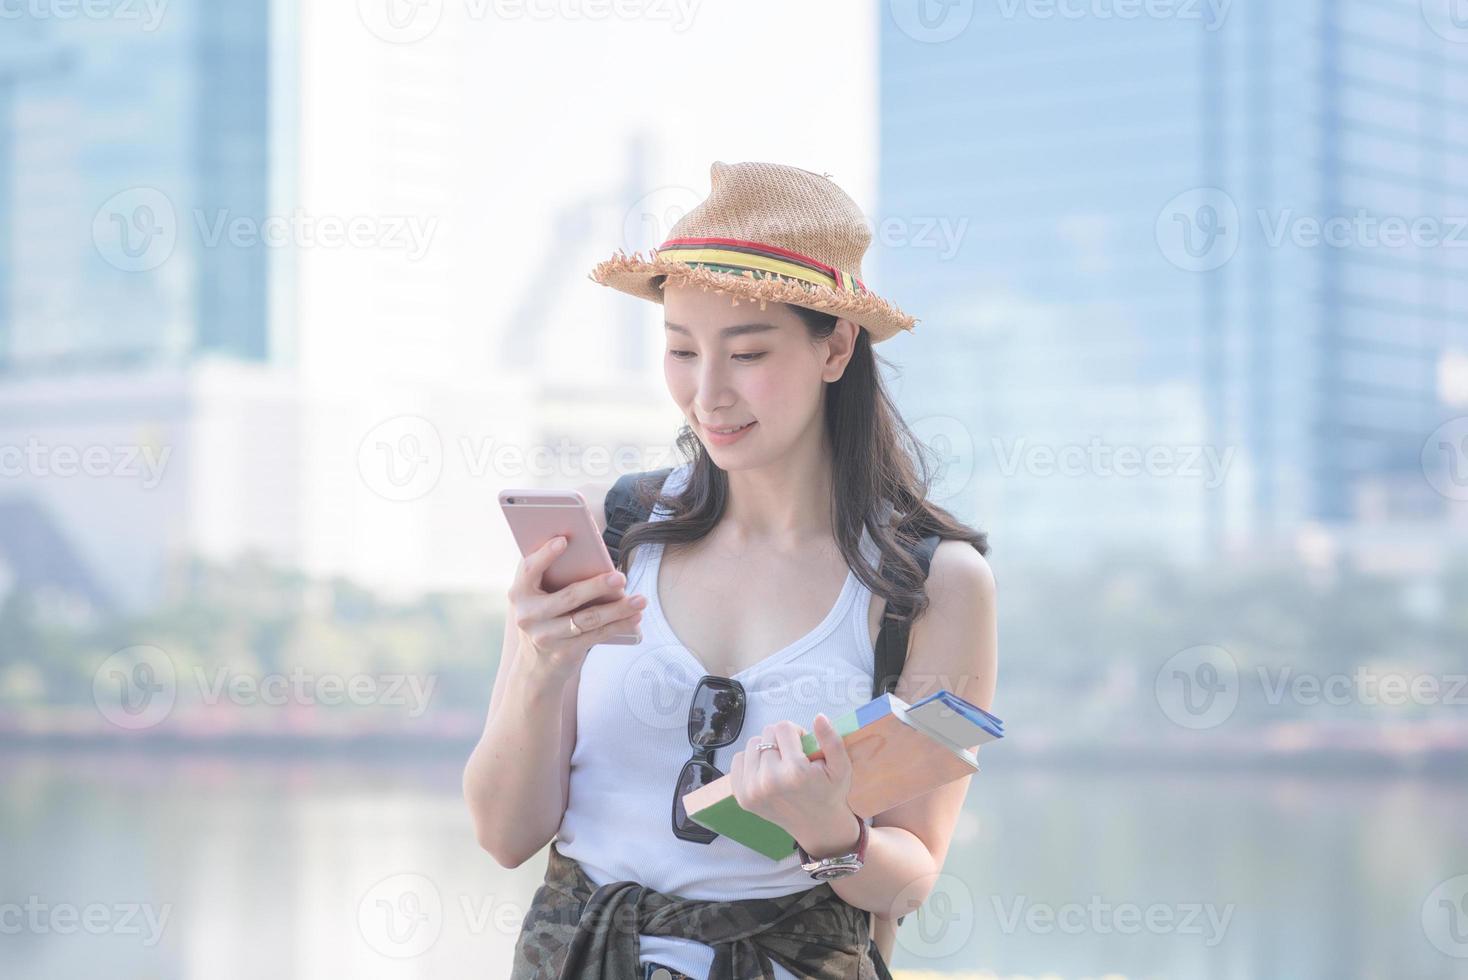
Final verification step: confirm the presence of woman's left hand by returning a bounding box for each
[728,713,853,844]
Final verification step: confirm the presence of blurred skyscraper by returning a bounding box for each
[0,1,298,614]
[1,4,279,371]
[878,0,1468,567]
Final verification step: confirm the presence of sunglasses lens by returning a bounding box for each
[688,678,745,748]
[673,758,721,840]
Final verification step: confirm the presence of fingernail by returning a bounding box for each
[552,536,566,550]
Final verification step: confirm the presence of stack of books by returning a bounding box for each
[681,690,1006,859]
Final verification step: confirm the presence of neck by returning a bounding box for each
[719,423,836,550]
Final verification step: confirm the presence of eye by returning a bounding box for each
[733,352,766,362]
[668,349,694,360]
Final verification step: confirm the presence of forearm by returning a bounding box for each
[463,653,571,867]
[794,812,938,921]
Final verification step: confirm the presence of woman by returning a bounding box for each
[463,161,998,980]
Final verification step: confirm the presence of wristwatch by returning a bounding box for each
[795,817,868,880]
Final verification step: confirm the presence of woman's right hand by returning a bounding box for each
[508,536,648,680]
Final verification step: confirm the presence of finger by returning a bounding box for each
[812,713,850,783]
[772,721,811,772]
[543,569,628,617]
[557,594,644,636]
[517,535,570,596]
[745,734,769,781]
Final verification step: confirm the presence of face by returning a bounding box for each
[661,279,857,464]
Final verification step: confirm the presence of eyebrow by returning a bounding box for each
[664,322,780,339]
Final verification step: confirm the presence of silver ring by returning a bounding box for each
[566,616,582,637]
[756,742,777,752]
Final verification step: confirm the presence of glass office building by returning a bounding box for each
[878,0,1468,564]
[0,1,279,373]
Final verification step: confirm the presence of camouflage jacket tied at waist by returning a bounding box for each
[511,844,893,980]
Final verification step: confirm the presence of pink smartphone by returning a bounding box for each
[498,487,641,645]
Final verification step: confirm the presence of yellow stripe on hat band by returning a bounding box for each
[654,247,842,292]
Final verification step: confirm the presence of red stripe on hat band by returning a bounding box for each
[658,236,867,294]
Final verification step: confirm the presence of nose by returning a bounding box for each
[691,360,736,417]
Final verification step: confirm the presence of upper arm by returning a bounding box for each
[872,540,998,873]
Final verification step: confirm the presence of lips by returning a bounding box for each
[705,421,755,435]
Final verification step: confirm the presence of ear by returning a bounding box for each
[821,317,860,383]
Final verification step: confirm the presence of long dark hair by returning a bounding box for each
[616,277,989,624]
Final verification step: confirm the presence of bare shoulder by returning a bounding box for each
[927,539,997,608]
[574,477,618,534]
[900,539,997,707]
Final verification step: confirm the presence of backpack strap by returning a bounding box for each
[871,532,943,699]
[871,530,942,931]
[601,467,675,566]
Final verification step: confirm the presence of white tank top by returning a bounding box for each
[553,462,882,980]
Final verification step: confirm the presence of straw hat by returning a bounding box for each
[588,161,918,344]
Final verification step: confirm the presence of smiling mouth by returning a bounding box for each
[703,421,756,435]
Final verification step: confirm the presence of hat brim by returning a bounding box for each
[588,249,918,345]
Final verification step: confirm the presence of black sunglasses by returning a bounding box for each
[671,674,747,844]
